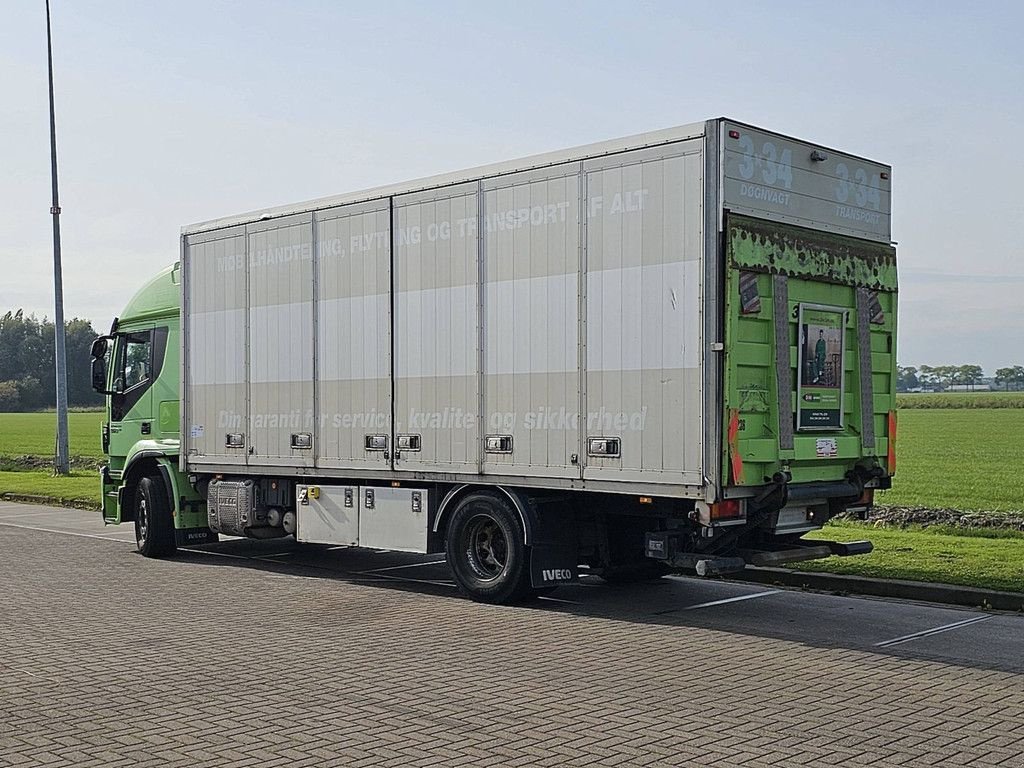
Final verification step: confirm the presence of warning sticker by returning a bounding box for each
[815,438,838,458]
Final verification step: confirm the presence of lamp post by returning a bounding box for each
[46,0,70,476]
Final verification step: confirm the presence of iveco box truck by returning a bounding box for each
[91,118,897,603]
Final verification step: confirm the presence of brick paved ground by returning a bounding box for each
[1,514,1023,767]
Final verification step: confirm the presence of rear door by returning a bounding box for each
[722,214,897,488]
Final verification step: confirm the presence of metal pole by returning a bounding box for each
[46,0,70,476]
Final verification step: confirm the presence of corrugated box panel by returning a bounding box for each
[316,202,392,470]
[183,225,247,466]
[481,164,581,478]
[182,131,716,495]
[246,213,314,467]
[394,183,480,473]
[583,142,704,484]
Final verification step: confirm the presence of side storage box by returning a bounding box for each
[359,487,429,553]
[296,484,359,546]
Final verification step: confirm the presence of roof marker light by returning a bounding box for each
[728,130,740,139]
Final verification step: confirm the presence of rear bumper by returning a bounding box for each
[645,531,873,576]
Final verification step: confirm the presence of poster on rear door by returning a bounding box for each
[796,304,846,431]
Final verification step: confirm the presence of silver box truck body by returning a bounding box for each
[157,117,895,602]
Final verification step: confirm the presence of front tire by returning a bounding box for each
[134,475,176,558]
[445,492,532,604]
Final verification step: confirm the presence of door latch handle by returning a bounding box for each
[140,422,151,435]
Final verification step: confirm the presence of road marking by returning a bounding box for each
[537,595,581,605]
[179,548,250,560]
[0,510,75,519]
[669,590,782,613]
[361,571,456,588]
[361,559,447,573]
[0,521,135,542]
[874,615,994,648]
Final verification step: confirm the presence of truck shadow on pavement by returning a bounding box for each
[173,536,1024,676]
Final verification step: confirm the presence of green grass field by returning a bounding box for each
[877,409,1024,512]
[0,410,105,459]
[797,520,1024,593]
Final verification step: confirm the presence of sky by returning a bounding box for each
[2,0,1022,373]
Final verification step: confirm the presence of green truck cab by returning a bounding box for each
[91,264,210,552]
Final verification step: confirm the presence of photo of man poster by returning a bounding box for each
[797,305,846,430]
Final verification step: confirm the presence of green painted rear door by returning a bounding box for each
[722,214,897,489]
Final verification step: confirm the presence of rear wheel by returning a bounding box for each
[134,475,176,558]
[445,493,533,604]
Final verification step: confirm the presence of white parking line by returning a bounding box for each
[361,571,456,588]
[679,590,782,611]
[360,559,447,574]
[874,615,993,648]
[179,548,250,560]
[0,509,74,519]
[0,521,135,542]
[537,595,581,605]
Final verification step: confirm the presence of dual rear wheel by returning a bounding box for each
[444,492,542,604]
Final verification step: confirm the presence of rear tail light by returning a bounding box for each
[710,499,745,521]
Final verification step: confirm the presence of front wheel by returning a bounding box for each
[445,492,533,604]
[134,475,177,558]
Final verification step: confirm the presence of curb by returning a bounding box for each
[736,566,1024,612]
[0,492,98,511]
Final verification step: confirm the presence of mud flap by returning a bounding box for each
[175,527,219,546]
[530,544,578,587]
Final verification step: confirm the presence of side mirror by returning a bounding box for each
[90,336,108,359]
[90,336,115,394]
[90,356,107,393]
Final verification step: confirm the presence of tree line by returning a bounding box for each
[0,310,103,411]
[898,364,1024,392]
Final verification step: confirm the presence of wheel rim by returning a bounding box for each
[136,496,149,545]
[463,513,508,581]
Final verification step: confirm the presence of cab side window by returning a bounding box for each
[111,330,153,422]
[122,333,152,391]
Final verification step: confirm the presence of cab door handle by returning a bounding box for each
[140,422,152,435]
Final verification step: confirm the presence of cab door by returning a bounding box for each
[106,326,167,517]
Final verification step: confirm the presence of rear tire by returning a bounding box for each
[134,475,176,558]
[445,492,533,604]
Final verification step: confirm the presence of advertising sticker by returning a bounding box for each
[797,304,846,431]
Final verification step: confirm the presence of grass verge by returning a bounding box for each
[793,519,1024,594]
[0,470,100,509]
